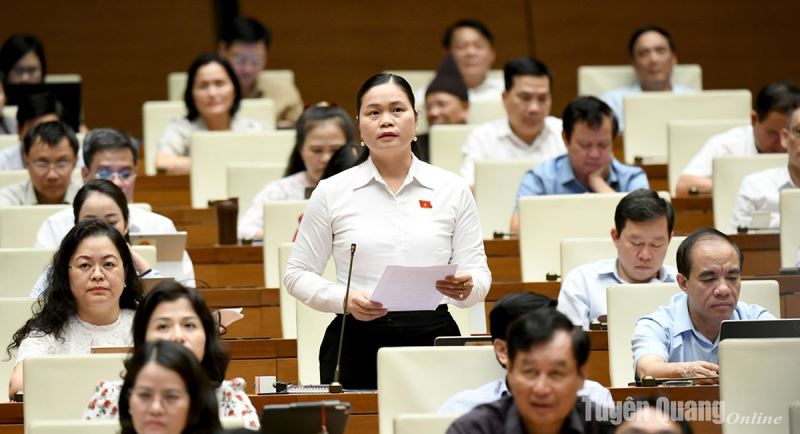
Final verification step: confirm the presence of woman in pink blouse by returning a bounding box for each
[83,281,260,430]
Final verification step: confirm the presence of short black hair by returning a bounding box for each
[754,80,800,121]
[628,26,676,57]
[220,16,271,48]
[489,292,556,341]
[614,189,674,236]
[82,128,138,169]
[562,96,619,142]
[72,179,129,229]
[506,309,589,371]
[285,104,355,177]
[184,52,242,121]
[502,57,552,92]
[16,92,59,127]
[442,19,494,49]
[22,120,78,156]
[0,34,47,85]
[618,396,694,434]
[676,227,743,277]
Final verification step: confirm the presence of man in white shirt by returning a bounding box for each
[36,128,195,284]
[601,26,694,131]
[730,103,800,232]
[460,57,565,185]
[558,189,677,330]
[677,81,800,195]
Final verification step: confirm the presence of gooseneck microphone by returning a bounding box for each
[329,243,356,394]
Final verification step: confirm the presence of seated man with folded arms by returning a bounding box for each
[446,308,614,434]
[677,81,800,196]
[509,96,648,233]
[416,54,469,162]
[601,26,693,132]
[632,227,775,381]
[439,292,612,415]
[218,16,303,128]
[0,91,61,170]
[35,128,195,286]
[0,120,80,205]
[729,102,800,232]
[558,189,676,330]
[460,57,566,186]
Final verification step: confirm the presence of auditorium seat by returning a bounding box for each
[606,280,781,388]
[263,200,308,289]
[0,134,17,151]
[278,242,335,339]
[711,154,787,232]
[0,248,56,296]
[624,90,751,163]
[226,162,287,220]
[780,189,800,268]
[428,124,474,176]
[167,69,295,101]
[466,99,505,125]
[559,236,685,277]
[0,205,69,248]
[28,418,245,434]
[0,297,36,403]
[719,338,800,434]
[474,159,541,238]
[667,118,744,195]
[0,169,83,190]
[377,346,504,434]
[190,130,294,208]
[577,64,702,97]
[142,99,277,176]
[395,414,458,434]
[518,192,670,282]
[24,353,127,431]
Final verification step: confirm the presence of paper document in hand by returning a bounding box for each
[370,264,457,311]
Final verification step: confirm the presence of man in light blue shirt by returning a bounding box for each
[438,292,613,415]
[601,26,694,131]
[632,228,775,381]
[509,96,648,232]
[558,189,677,330]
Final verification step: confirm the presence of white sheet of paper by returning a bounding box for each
[370,264,457,311]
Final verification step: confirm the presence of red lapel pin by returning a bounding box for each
[419,200,432,209]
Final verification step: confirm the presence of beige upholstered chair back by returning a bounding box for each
[780,189,800,268]
[226,162,287,220]
[0,297,36,403]
[577,64,702,97]
[428,124,474,175]
[167,69,295,101]
[474,159,541,238]
[623,90,751,163]
[262,200,308,288]
[0,205,70,248]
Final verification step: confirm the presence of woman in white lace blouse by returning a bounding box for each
[7,219,144,399]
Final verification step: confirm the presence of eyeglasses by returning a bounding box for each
[130,388,188,411]
[10,66,41,78]
[30,160,74,173]
[95,168,134,181]
[232,54,265,67]
[68,261,120,276]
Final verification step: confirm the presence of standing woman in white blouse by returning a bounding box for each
[284,73,491,389]
[7,219,143,400]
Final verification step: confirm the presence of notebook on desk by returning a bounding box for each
[720,319,800,340]
[259,400,350,434]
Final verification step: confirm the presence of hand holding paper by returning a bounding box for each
[370,264,458,311]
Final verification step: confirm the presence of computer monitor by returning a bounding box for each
[434,336,492,346]
[5,82,82,132]
[720,319,800,341]
[259,400,350,434]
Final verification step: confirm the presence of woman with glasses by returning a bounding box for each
[84,281,260,430]
[30,180,158,298]
[155,52,266,175]
[7,218,144,400]
[119,340,222,434]
[0,34,46,86]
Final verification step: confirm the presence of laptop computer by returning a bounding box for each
[129,232,187,262]
[5,82,82,132]
[719,319,800,341]
[259,400,350,434]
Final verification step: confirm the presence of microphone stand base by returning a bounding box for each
[328,382,343,394]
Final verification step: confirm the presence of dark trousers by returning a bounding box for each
[319,305,460,390]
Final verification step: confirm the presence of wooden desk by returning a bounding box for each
[191,245,264,287]
[611,386,721,434]
[156,206,218,246]
[201,287,280,338]
[134,175,190,207]
[0,392,378,434]
[672,195,714,235]
[224,339,298,391]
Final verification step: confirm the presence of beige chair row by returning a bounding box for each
[142,99,278,176]
[578,64,702,97]
[781,189,800,268]
[0,203,153,249]
[0,169,84,190]
[167,69,296,101]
